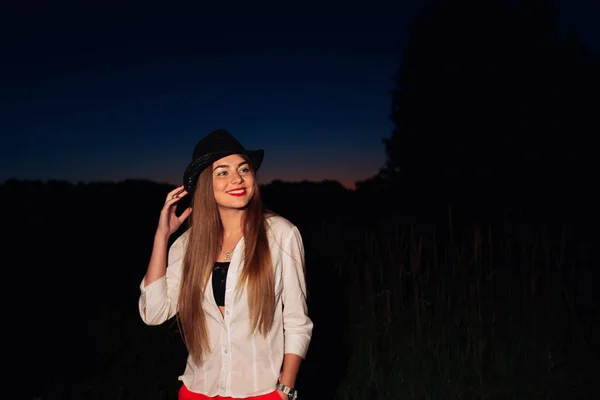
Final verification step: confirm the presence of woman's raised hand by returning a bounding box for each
[156,185,192,238]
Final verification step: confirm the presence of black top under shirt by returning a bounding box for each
[212,261,230,306]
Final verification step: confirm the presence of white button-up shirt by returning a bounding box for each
[138,215,313,398]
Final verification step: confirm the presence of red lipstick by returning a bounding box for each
[227,188,246,197]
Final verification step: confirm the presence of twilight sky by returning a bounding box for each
[1,1,598,189]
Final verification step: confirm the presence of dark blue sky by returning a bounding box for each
[1,1,598,189]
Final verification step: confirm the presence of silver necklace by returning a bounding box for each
[220,245,235,262]
[220,236,241,262]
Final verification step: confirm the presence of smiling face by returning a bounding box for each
[212,153,255,211]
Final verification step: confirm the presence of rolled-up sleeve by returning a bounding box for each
[281,226,313,359]
[138,232,187,325]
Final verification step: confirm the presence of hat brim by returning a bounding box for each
[183,149,264,193]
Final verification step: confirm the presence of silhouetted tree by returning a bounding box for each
[378,0,599,212]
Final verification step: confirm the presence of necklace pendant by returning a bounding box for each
[225,252,232,262]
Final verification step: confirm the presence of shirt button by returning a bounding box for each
[226,310,230,315]
[224,349,228,354]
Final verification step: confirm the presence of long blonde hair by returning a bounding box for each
[177,162,274,364]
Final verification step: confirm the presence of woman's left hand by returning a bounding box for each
[276,389,287,399]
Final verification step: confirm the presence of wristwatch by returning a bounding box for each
[276,383,298,399]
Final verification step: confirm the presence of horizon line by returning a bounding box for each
[0,176,361,191]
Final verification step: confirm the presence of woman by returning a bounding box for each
[138,129,313,400]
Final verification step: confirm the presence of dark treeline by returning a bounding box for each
[4,0,599,398]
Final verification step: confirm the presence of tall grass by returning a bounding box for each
[52,207,596,400]
[327,211,597,399]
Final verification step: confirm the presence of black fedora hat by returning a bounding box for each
[183,129,264,193]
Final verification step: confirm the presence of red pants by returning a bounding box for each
[179,384,281,400]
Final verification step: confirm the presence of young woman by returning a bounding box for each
[138,129,313,400]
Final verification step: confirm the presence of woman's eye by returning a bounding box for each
[239,167,250,173]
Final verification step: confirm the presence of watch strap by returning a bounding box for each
[276,383,297,399]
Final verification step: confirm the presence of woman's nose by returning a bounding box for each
[231,171,243,184]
